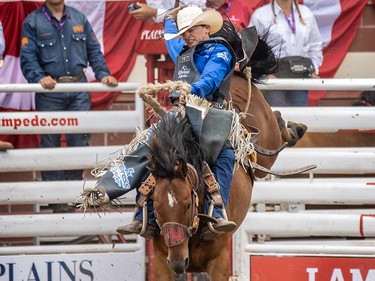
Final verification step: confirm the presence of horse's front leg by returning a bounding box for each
[154,255,176,281]
[153,240,176,281]
[206,243,231,281]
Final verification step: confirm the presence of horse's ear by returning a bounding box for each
[174,159,188,178]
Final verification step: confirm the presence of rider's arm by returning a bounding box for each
[164,18,185,63]
[190,44,232,98]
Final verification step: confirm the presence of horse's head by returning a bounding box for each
[148,113,204,273]
[152,160,200,273]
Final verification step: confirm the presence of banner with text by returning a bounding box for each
[250,255,375,281]
[0,252,144,281]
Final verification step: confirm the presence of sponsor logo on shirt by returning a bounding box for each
[217,51,229,61]
[73,25,84,32]
[178,65,190,79]
[111,163,135,190]
[181,55,190,62]
[21,37,28,47]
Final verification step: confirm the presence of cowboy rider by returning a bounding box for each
[117,6,237,240]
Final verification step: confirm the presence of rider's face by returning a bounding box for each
[182,25,211,48]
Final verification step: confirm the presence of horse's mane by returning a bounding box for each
[148,113,205,180]
[214,20,278,83]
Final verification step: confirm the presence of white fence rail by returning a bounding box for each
[273,107,375,133]
[244,212,375,237]
[0,110,144,134]
[244,241,375,256]
[0,82,141,93]
[0,212,132,238]
[252,178,375,205]
[271,147,375,174]
[0,180,136,205]
[2,178,375,206]
[258,78,375,91]
[1,210,374,239]
[0,243,142,255]
[1,146,374,174]
[0,79,374,93]
[1,107,374,134]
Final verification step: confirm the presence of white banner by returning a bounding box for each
[0,252,145,281]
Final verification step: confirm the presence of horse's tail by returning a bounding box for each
[214,20,278,83]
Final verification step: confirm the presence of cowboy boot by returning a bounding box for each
[116,220,159,240]
[117,192,160,240]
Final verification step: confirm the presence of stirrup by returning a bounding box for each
[206,201,232,234]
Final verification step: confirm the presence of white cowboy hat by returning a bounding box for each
[164,7,223,41]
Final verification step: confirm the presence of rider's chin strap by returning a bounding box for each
[136,174,156,235]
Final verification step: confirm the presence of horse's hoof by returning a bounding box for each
[286,121,308,147]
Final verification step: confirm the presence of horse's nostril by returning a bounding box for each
[184,257,189,269]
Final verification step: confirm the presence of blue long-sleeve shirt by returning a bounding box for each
[20,4,110,83]
[164,18,232,98]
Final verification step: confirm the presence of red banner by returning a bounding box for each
[135,22,168,55]
[250,255,375,281]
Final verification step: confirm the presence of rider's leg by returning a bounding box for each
[116,189,159,239]
[204,147,237,233]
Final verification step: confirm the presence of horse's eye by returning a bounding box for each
[185,203,191,213]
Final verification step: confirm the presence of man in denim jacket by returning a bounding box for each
[20,0,117,213]
[0,20,14,151]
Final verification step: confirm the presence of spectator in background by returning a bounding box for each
[129,1,206,23]
[206,0,252,32]
[20,0,117,213]
[0,20,14,151]
[250,0,323,106]
[352,91,375,106]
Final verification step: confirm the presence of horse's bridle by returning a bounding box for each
[158,163,200,248]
